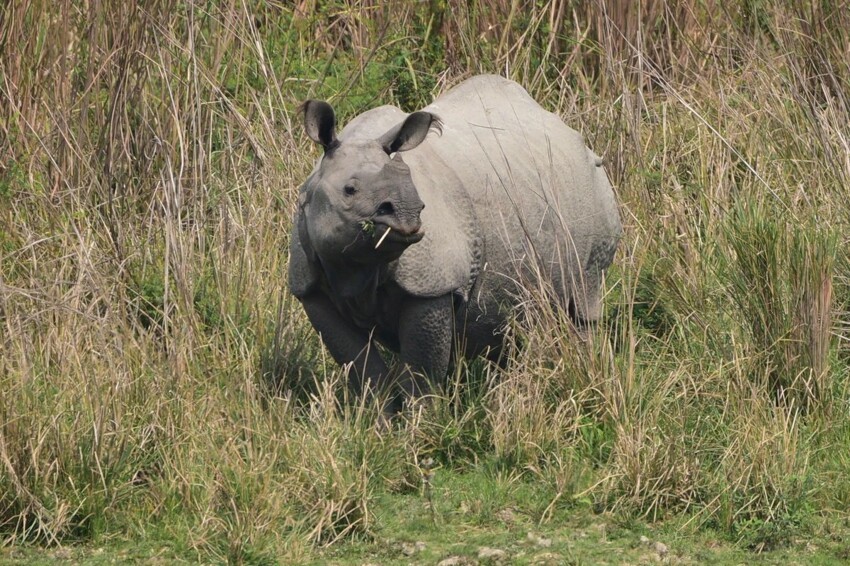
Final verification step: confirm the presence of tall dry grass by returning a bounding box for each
[1,0,849,559]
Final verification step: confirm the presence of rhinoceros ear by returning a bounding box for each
[378,111,442,154]
[301,100,338,151]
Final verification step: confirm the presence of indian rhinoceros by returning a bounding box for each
[289,74,621,413]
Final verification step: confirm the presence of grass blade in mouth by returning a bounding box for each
[375,226,392,249]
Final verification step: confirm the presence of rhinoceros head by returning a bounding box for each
[298,100,441,266]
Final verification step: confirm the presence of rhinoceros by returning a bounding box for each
[289,75,621,413]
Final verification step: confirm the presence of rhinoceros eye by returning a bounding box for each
[343,184,357,196]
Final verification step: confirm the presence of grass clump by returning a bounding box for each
[722,201,837,411]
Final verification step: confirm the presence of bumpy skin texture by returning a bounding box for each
[289,75,622,412]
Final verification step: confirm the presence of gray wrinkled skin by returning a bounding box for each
[289,75,622,413]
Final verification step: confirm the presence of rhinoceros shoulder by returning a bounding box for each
[390,148,483,301]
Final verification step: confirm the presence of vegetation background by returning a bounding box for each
[1,0,849,563]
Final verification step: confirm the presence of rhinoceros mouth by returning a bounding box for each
[372,222,424,249]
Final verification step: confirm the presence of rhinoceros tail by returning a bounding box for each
[589,148,605,167]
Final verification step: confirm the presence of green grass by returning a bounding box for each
[5,468,850,564]
[2,0,850,563]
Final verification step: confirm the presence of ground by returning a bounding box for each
[3,470,849,565]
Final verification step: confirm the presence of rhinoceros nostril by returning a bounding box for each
[375,201,395,216]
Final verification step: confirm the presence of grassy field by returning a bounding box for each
[2,0,850,563]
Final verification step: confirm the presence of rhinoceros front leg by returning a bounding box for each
[299,291,391,402]
[396,294,454,404]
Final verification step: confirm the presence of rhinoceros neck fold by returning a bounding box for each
[316,257,407,337]
[317,256,383,299]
